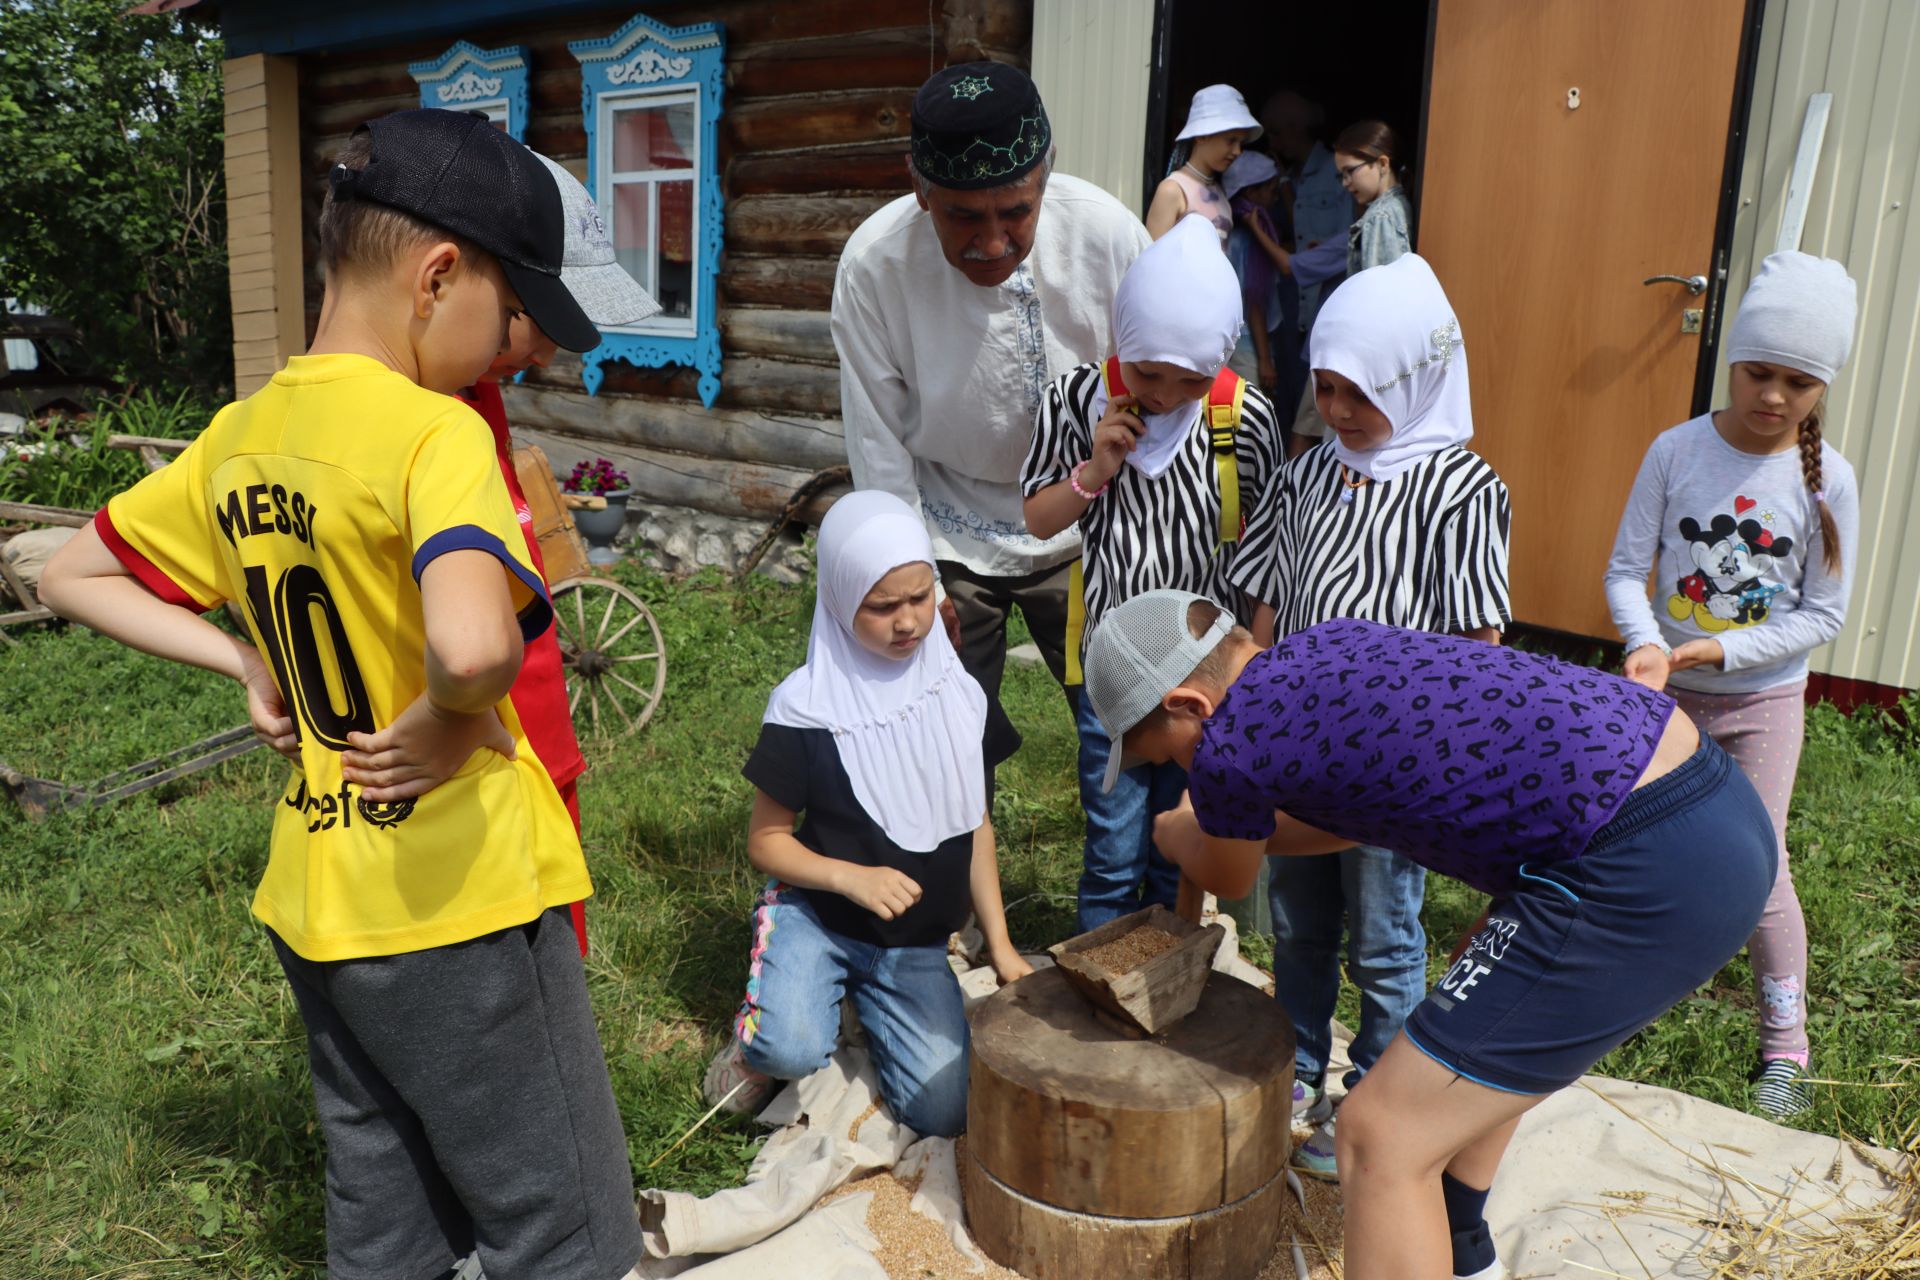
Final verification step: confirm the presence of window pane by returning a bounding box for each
[612,100,695,173]
[612,182,654,296]
[657,180,694,319]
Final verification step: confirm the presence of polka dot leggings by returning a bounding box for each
[1671,679,1810,1063]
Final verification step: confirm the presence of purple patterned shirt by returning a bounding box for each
[1189,619,1675,894]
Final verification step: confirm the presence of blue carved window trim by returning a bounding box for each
[408,41,530,141]
[570,13,726,407]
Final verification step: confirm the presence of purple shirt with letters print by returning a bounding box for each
[1189,619,1675,895]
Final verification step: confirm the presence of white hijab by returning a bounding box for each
[1092,213,1244,479]
[1309,253,1474,482]
[763,490,988,852]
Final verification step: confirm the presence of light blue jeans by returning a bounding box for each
[1074,690,1186,932]
[733,886,969,1137]
[1266,844,1428,1091]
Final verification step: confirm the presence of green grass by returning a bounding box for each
[0,567,1915,1277]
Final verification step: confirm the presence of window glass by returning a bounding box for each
[613,100,695,173]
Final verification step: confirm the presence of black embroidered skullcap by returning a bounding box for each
[910,62,1052,190]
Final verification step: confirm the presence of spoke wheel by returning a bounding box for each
[550,577,667,741]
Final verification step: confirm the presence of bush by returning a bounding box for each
[0,390,211,511]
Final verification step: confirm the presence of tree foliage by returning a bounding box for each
[0,0,230,400]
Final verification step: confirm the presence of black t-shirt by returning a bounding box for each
[743,722,989,948]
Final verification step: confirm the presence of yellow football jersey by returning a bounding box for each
[99,353,591,961]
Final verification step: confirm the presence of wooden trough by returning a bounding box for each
[1048,904,1223,1036]
[965,953,1296,1278]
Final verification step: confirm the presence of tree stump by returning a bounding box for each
[966,965,1296,1279]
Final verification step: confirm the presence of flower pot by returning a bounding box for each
[570,488,631,565]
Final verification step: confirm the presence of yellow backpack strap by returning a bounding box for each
[1208,369,1246,546]
[1064,559,1086,686]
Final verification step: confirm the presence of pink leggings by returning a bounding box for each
[1670,679,1809,1062]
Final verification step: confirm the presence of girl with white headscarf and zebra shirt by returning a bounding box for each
[704,490,1032,1137]
[1261,254,1512,1213]
[1020,212,1289,933]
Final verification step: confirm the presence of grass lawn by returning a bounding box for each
[1,564,1915,1278]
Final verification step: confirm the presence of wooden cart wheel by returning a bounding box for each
[550,577,667,740]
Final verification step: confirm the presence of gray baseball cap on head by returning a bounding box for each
[1084,589,1236,793]
[531,152,662,329]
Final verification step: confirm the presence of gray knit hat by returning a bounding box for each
[1723,251,1857,384]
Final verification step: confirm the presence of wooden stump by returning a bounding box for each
[966,966,1295,1279]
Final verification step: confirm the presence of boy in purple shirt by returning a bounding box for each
[1082,590,1775,1280]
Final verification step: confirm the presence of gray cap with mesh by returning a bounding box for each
[1083,589,1235,793]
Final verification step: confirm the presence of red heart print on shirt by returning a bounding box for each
[1734,495,1757,516]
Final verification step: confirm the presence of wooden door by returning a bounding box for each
[1419,0,1751,637]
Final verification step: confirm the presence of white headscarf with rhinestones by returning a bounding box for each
[763,490,987,851]
[1310,253,1474,482]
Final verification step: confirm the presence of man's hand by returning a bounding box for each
[1258,355,1279,393]
[1083,396,1144,491]
[1622,643,1671,691]
[238,644,300,762]
[341,695,517,802]
[940,595,963,650]
[1669,637,1726,674]
[839,865,923,921]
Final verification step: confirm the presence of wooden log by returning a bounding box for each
[967,966,1293,1220]
[548,353,839,417]
[504,426,847,526]
[721,255,841,311]
[499,383,846,473]
[727,28,941,98]
[0,502,90,530]
[729,195,891,256]
[729,144,911,197]
[725,89,916,154]
[963,1148,1287,1280]
[720,308,836,364]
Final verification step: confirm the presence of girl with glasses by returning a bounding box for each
[1333,120,1413,275]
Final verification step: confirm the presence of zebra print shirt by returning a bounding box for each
[1271,442,1511,638]
[1022,363,1286,656]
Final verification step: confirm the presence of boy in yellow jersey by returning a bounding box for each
[41,110,646,1280]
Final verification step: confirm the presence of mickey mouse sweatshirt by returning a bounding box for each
[1604,414,1858,695]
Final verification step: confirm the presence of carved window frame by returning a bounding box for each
[407,41,529,140]
[570,13,726,406]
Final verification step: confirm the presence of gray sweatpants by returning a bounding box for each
[272,907,643,1280]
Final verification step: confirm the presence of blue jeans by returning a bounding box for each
[1075,690,1186,932]
[733,886,969,1137]
[1267,844,1428,1090]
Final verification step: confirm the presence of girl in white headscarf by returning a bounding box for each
[1020,212,1289,932]
[705,490,1032,1136]
[1263,251,1513,1188]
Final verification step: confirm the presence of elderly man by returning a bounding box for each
[832,62,1149,770]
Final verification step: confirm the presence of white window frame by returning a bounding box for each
[598,86,701,339]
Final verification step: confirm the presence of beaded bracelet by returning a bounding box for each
[1629,638,1674,660]
[1070,460,1107,500]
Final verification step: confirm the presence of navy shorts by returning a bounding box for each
[1403,736,1777,1094]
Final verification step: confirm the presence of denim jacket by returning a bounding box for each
[1348,186,1413,275]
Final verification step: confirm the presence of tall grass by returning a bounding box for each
[0,390,210,511]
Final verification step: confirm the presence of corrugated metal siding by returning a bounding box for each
[1716,0,1920,689]
[1030,0,1154,215]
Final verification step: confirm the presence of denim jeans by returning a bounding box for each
[1267,844,1428,1090]
[733,885,969,1137]
[1074,690,1187,932]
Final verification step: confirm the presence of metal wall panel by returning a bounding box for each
[1716,0,1920,689]
[1030,0,1155,216]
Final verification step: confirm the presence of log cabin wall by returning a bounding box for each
[292,0,1033,526]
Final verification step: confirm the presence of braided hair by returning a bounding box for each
[1797,399,1843,573]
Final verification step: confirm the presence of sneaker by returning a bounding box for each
[703,1037,776,1115]
[1291,1077,1333,1127]
[1453,1261,1509,1280]
[1291,1113,1338,1181]
[1751,1057,1814,1119]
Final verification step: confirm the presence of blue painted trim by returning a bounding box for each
[1516,863,1581,905]
[569,12,727,407]
[220,0,621,58]
[1400,1027,1545,1097]
[408,41,530,142]
[412,525,554,642]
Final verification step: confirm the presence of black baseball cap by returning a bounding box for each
[328,108,600,353]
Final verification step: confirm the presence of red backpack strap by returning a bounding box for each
[1102,354,1128,399]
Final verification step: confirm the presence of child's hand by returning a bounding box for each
[1669,638,1726,674]
[1152,796,1205,870]
[1084,396,1144,491]
[840,865,922,921]
[238,645,301,762]
[1622,643,1671,691]
[988,943,1034,986]
[341,695,517,802]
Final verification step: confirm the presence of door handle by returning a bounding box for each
[1642,274,1708,295]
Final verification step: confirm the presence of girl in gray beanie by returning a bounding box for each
[1602,250,1860,1119]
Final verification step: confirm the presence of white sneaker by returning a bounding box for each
[1291,1077,1333,1127]
[1291,1112,1338,1181]
[1454,1262,1509,1280]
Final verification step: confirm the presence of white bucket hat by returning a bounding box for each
[532,151,662,330]
[1176,84,1262,143]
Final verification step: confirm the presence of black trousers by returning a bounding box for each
[937,558,1076,782]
